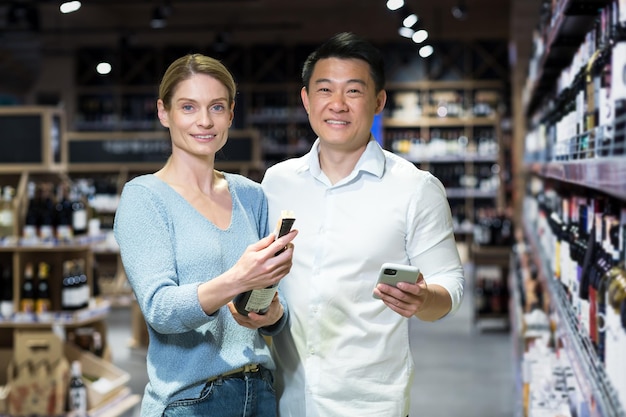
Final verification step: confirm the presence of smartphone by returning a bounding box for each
[373,263,420,299]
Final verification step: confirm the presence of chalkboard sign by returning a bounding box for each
[66,130,260,166]
[0,114,43,163]
[68,137,170,163]
[217,136,255,162]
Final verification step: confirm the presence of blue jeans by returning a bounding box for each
[162,367,277,417]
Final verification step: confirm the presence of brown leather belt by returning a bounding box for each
[207,364,260,383]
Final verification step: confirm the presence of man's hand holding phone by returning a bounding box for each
[373,263,430,318]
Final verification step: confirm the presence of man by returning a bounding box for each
[262,32,465,417]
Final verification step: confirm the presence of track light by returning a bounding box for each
[398,27,414,38]
[451,1,468,20]
[411,29,428,44]
[402,13,418,28]
[96,62,112,75]
[150,7,167,29]
[60,1,81,14]
[386,0,404,12]
[419,45,434,58]
[150,3,172,29]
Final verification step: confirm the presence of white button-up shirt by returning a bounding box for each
[262,138,465,417]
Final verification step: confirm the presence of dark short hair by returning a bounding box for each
[301,32,385,93]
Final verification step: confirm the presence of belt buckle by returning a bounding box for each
[243,364,259,373]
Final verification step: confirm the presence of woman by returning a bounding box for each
[114,53,297,417]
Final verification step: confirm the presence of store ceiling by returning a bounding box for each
[0,0,539,94]
[1,0,517,47]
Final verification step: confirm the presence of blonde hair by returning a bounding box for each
[158,53,236,110]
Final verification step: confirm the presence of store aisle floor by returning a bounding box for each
[108,272,516,417]
[408,288,516,417]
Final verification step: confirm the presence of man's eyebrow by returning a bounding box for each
[313,78,367,86]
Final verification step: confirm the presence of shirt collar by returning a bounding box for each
[297,136,386,180]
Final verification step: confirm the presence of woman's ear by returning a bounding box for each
[157,99,170,128]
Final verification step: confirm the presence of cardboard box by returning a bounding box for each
[7,331,69,416]
[0,348,12,415]
[64,342,130,409]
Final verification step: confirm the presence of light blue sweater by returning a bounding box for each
[113,173,286,416]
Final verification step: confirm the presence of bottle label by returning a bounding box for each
[40,225,54,241]
[23,225,37,239]
[73,209,88,231]
[244,287,278,312]
[20,299,34,313]
[57,224,73,241]
[68,386,88,413]
[0,209,12,226]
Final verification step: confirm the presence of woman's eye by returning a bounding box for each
[211,104,226,112]
[182,104,194,112]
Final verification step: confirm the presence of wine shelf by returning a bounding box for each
[523,218,626,416]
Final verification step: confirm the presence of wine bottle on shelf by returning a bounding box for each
[606,269,626,407]
[20,262,36,313]
[22,181,40,244]
[62,260,77,311]
[55,183,74,243]
[35,261,52,314]
[92,330,104,357]
[0,185,15,239]
[39,183,56,243]
[0,262,14,319]
[71,187,88,237]
[233,211,295,316]
[67,360,88,416]
[74,259,89,310]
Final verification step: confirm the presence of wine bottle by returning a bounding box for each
[91,330,104,357]
[22,181,40,244]
[0,262,14,319]
[67,360,88,416]
[35,262,52,314]
[0,186,15,239]
[74,259,89,310]
[62,260,77,311]
[20,262,35,313]
[55,183,74,243]
[71,187,88,237]
[233,210,295,316]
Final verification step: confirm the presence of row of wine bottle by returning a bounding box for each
[0,258,90,320]
[22,180,90,244]
[525,184,626,408]
[525,33,626,162]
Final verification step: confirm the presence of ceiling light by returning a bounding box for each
[412,29,428,44]
[398,27,414,38]
[419,45,434,58]
[451,1,468,20]
[386,0,404,11]
[96,62,112,75]
[150,7,167,29]
[60,1,81,14]
[402,14,418,28]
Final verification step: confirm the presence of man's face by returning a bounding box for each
[301,57,386,152]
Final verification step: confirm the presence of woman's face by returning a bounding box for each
[157,73,234,160]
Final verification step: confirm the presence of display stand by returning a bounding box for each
[470,244,511,331]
